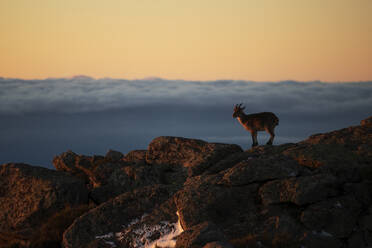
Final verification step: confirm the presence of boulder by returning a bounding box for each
[146,136,243,176]
[201,151,253,176]
[117,198,180,248]
[53,151,123,187]
[219,154,308,186]
[62,185,172,248]
[258,210,305,247]
[300,195,362,238]
[361,116,372,127]
[175,222,228,248]
[53,150,89,182]
[105,149,124,162]
[0,163,88,232]
[174,173,261,241]
[259,174,339,205]
[54,150,162,204]
[281,120,372,183]
[90,164,161,204]
[303,119,372,147]
[123,150,147,164]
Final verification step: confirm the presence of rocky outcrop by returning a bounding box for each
[60,117,372,248]
[105,150,124,162]
[219,154,310,186]
[53,149,162,204]
[53,150,126,187]
[0,163,88,233]
[146,136,243,177]
[2,116,372,248]
[123,150,147,164]
[258,174,339,205]
[53,137,243,204]
[361,116,372,126]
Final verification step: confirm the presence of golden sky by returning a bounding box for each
[1,0,371,81]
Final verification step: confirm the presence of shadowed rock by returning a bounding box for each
[105,149,124,162]
[123,150,147,164]
[0,163,88,232]
[175,222,229,248]
[62,185,172,248]
[300,195,362,238]
[259,174,340,205]
[53,149,161,204]
[219,154,309,186]
[4,116,372,248]
[60,116,372,247]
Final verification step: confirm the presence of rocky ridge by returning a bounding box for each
[0,116,371,248]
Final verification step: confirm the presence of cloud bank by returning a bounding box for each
[1,77,371,116]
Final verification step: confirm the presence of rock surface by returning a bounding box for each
[1,116,372,248]
[175,222,229,248]
[62,185,174,248]
[146,136,243,177]
[61,117,372,247]
[0,163,88,232]
[53,149,162,204]
[361,116,372,126]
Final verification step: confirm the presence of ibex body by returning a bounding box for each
[233,104,279,147]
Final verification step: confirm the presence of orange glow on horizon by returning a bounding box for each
[0,0,371,82]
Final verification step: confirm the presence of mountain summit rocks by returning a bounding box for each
[1,116,371,248]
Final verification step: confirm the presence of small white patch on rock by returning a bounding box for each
[104,241,117,247]
[320,230,333,237]
[95,232,114,239]
[116,211,184,248]
[256,241,263,247]
[288,172,297,177]
[146,211,184,248]
[312,230,333,237]
[334,201,342,208]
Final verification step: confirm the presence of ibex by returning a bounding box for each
[233,103,279,147]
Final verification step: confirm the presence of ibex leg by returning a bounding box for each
[266,128,275,145]
[251,131,258,147]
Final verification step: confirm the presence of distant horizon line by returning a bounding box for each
[1,75,372,84]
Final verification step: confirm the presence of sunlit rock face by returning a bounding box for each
[361,116,372,127]
[146,136,243,177]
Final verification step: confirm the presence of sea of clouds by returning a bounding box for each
[1,76,371,167]
[1,76,371,115]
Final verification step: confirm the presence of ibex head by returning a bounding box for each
[233,103,245,118]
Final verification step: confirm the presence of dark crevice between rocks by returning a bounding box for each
[87,192,100,206]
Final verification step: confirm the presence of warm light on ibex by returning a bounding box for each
[233,103,279,147]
